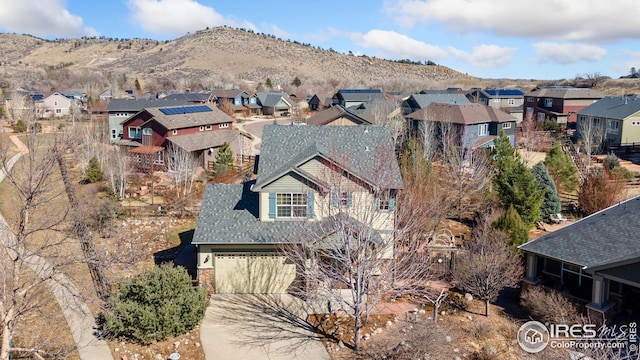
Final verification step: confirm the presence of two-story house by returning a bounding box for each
[406,102,517,150]
[401,93,470,116]
[191,125,403,294]
[332,89,385,108]
[210,89,261,115]
[467,88,524,123]
[4,88,43,122]
[524,86,603,126]
[306,105,373,126]
[575,95,640,151]
[255,92,295,116]
[36,92,76,118]
[107,98,193,143]
[119,104,237,170]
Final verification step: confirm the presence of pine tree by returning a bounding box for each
[544,142,579,194]
[291,76,302,87]
[265,78,273,89]
[492,205,529,247]
[491,132,544,227]
[532,162,562,222]
[86,156,103,183]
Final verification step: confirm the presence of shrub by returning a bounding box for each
[12,119,27,133]
[103,264,208,344]
[85,156,103,183]
[520,287,581,324]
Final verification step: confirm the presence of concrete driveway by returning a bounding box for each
[200,294,330,360]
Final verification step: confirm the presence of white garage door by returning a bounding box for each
[214,253,297,294]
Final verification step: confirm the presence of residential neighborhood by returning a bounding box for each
[1,19,640,360]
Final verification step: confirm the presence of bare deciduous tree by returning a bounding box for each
[517,117,541,166]
[167,143,200,199]
[575,116,605,168]
[453,211,523,317]
[370,99,406,149]
[103,145,129,200]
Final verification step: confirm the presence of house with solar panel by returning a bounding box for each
[467,88,524,123]
[191,124,402,293]
[119,104,250,171]
[523,86,603,126]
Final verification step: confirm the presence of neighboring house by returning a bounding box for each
[406,102,517,149]
[519,195,640,324]
[99,90,112,101]
[467,88,524,123]
[306,104,373,126]
[401,93,470,115]
[192,125,403,294]
[3,88,43,121]
[524,86,603,126]
[332,89,385,108]
[107,98,192,143]
[575,95,640,150]
[346,99,402,124]
[256,91,295,116]
[210,89,261,115]
[36,92,75,118]
[60,89,87,105]
[166,130,253,171]
[118,104,235,169]
[308,94,332,112]
[162,92,215,104]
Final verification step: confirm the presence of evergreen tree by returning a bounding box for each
[544,142,579,194]
[216,142,234,166]
[492,205,529,247]
[265,78,273,89]
[291,76,302,87]
[491,132,544,227]
[134,77,141,91]
[103,264,208,344]
[86,156,103,183]
[532,162,562,222]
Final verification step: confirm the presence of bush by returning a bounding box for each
[103,264,208,344]
[12,119,27,133]
[85,156,103,183]
[520,287,581,324]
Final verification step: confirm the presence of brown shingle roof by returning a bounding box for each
[408,103,515,125]
[306,105,372,125]
[144,105,233,130]
[167,130,249,152]
[524,86,603,99]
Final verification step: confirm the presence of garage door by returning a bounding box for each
[214,253,297,294]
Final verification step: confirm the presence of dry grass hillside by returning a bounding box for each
[0,27,480,95]
[1,26,640,97]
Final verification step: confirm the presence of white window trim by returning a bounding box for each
[508,99,515,106]
[219,123,229,129]
[172,129,178,135]
[205,124,212,130]
[502,122,512,129]
[478,123,489,136]
[142,128,152,136]
[199,126,204,132]
[129,126,141,139]
[276,193,308,218]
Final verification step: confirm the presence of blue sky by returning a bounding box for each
[1,0,640,80]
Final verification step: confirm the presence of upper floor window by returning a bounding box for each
[608,120,620,133]
[376,191,395,211]
[527,97,535,103]
[55,109,62,114]
[332,191,352,208]
[142,128,152,136]
[129,127,141,139]
[276,193,308,218]
[220,123,229,129]
[199,126,204,131]
[544,98,553,107]
[172,129,178,135]
[593,118,601,127]
[54,101,58,106]
[205,125,212,130]
[478,123,489,136]
[508,99,516,106]
[502,122,512,129]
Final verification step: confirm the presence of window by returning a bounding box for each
[608,120,619,133]
[376,191,395,211]
[632,121,640,126]
[111,129,117,139]
[55,108,62,114]
[172,129,178,135]
[142,128,152,136]
[276,193,308,218]
[54,101,58,106]
[332,191,352,208]
[205,125,212,130]
[544,98,553,107]
[502,122,512,129]
[592,118,601,127]
[154,151,164,165]
[478,123,488,136]
[219,123,229,129]
[527,97,535,103]
[508,99,515,106]
[537,112,546,122]
[129,127,141,139]
[199,126,204,132]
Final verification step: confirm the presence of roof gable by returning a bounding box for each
[577,95,640,119]
[306,105,372,125]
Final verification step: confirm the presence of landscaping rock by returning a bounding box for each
[418,309,426,315]
[441,311,446,316]
[154,354,163,360]
[464,293,473,301]
[467,315,473,321]
[445,336,452,343]
[363,333,370,340]
[385,320,393,327]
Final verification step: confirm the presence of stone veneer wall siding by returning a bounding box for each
[197,268,215,294]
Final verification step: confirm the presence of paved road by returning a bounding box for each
[200,294,330,360]
[0,135,113,360]
[236,118,292,154]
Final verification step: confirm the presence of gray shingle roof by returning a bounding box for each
[519,195,640,270]
[107,98,192,112]
[162,92,214,102]
[256,92,294,107]
[253,125,403,191]
[335,89,385,103]
[524,86,603,99]
[577,95,640,120]
[409,94,470,109]
[306,105,372,126]
[407,103,515,125]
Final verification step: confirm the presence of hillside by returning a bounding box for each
[0,27,477,96]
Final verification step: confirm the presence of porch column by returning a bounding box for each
[590,275,608,308]
[524,253,538,282]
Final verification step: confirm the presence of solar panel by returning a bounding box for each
[159,105,212,115]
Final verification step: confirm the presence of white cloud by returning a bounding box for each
[391,0,640,42]
[351,29,448,60]
[0,0,97,37]
[448,44,516,68]
[534,42,607,64]
[127,0,254,37]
